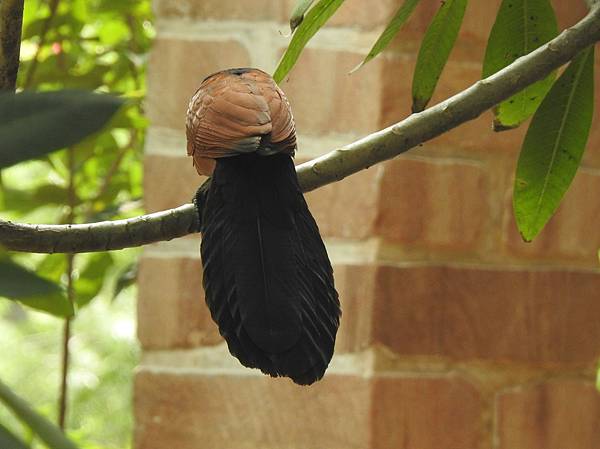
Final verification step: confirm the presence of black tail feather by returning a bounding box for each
[198,153,340,385]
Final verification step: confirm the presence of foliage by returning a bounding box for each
[0,258,71,317]
[0,90,124,168]
[0,377,80,449]
[350,0,421,73]
[278,0,597,241]
[411,0,468,112]
[0,295,138,449]
[273,0,345,83]
[0,0,152,446]
[482,0,558,129]
[514,47,595,241]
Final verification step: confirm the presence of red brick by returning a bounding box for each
[147,38,251,130]
[134,369,483,449]
[404,0,588,50]
[496,380,600,449]
[134,371,371,449]
[381,56,528,155]
[144,155,204,213]
[137,256,220,349]
[137,259,376,354]
[281,48,384,135]
[371,375,484,449]
[582,57,600,169]
[332,265,378,353]
[304,163,382,239]
[320,0,400,30]
[154,0,286,21]
[502,169,600,267]
[305,155,489,254]
[370,264,600,366]
[375,157,488,251]
[552,1,590,29]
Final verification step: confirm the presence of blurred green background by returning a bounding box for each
[1,0,153,447]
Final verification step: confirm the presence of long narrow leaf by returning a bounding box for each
[0,379,80,449]
[513,46,595,241]
[411,0,468,112]
[273,0,345,83]
[482,0,558,130]
[0,90,124,169]
[0,259,73,317]
[290,0,316,33]
[350,0,421,73]
[0,423,29,449]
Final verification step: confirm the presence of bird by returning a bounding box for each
[186,67,341,385]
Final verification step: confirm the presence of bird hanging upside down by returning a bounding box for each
[186,68,341,385]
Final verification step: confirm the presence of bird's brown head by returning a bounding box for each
[186,68,297,176]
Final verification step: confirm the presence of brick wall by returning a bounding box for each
[135,1,600,448]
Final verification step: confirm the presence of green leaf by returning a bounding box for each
[112,261,137,301]
[513,47,595,241]
[0,259,73,317]
[75,253,113,308]
[98,21,130,46]
[482,0,558,130]
[350,0,421,73]
[0,423,29,449]
[0,379,80,449]
[0,90,124,169]
[273,0,345,83]
[290,0,316,33]
[411,0,468,112]
[0,258,60,297]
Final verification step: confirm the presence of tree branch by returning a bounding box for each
[1,4,600,253]
[0,0,24,91]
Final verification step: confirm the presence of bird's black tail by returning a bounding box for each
[197,153,340,385]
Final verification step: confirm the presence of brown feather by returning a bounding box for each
[186,68,296,176]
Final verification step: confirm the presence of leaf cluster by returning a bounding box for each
[0,0,152,447]
[278,0,596,241]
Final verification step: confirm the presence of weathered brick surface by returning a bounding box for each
[134,371,371,449]
[496,380,600,449]
[381,56,528,154]
[139,1,600,448]
[304,163,382,240]
[404,0,588,49]
[147,38,251,131]
[134,369,483,449]
[144,155,202,212]
[154,0,286,21]
[371,375,484,449]
[502,169,600,266]
[281,48,384,135]
[331,265,377,353]
[582,56,600,169]
[371,265,600,366]
[316,0,400,30]
[138,255,220,349]
[137,260,378,353]
[375,157,488,251]
[306,155,490,251]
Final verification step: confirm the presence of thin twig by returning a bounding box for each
[57,147,76,429]
[1,4,600,253]
[57,256,73,429]
[0,0,24,91]
[81,137,136,221]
